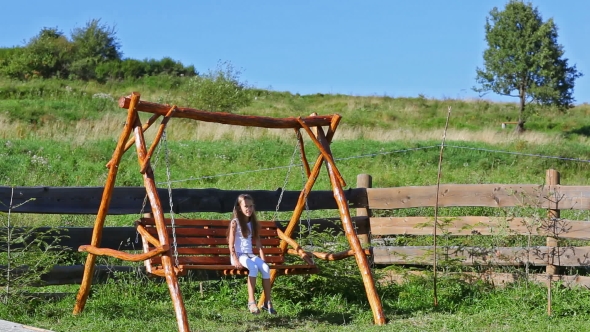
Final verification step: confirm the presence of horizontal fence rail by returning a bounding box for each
[370,217,590,240]
[366,184,590,210]
[372,245,590,266]
[0,186,366,214]
[3,170,590,287]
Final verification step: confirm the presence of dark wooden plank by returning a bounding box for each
[1,227,140,252]
[367,185,590,210]
[0,186,362,214]
[370,217,590,240]
[372,245,590,266]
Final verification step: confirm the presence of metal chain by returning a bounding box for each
[299,154,314,262]
[272,138,301,221]
[163,131,180,267]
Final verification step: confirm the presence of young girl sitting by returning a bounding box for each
[227,194,277,315]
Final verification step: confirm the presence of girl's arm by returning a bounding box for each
[228,220,243,269]
[256,236,265,261]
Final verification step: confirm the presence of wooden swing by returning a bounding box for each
[132,128,318,278]
[72,92,386,332]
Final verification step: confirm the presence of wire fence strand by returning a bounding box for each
[157,144,590,185]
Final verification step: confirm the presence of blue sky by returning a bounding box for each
[1,1,589,104]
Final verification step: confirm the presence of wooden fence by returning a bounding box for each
[2,169,590,286]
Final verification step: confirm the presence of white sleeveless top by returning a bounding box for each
[232,219,253,255]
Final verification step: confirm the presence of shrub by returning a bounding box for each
[183,61,252,113]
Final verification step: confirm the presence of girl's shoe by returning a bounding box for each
[261,301,277,315]
[248,301,260,314]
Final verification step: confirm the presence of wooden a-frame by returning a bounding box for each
[72,92,386,331]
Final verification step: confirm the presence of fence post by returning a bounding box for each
[356,174,372,246]
[546,169,560,276]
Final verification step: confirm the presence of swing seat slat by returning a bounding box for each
[136,218,318,277]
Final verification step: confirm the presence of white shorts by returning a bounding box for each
[232,253,271,279]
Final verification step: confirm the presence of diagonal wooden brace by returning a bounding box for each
[106,113,161,169]
[140,106,177,174]
[296,117,346,187]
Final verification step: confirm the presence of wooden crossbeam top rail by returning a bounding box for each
[119,96,336,129]
[366,184,590,210]
[370,216,590,240]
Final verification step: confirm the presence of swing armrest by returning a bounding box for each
[79,244,169,262]
[276,228,314,265]
[288,248,372,261]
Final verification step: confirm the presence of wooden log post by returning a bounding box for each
[133,112,189,332]
[73,93,139,315]
[546,169,560,276]
[316,128,386,325]
[356,174,372,246]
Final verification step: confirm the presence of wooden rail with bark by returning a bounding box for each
[356,170,590,288]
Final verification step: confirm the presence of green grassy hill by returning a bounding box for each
[1,76,589,190]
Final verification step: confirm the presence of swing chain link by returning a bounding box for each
[163,131,180,267]
[272,137,302,221]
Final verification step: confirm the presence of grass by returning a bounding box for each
[2,76,590,331]
[2,271,590,332]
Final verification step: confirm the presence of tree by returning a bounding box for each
[70,19,122,79]
[474,1,582,132]
[1,27,73,79]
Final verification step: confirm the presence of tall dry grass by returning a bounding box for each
[0,113,570,146]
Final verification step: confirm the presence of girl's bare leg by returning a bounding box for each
[262,278,273,308]
[247,276,257,303]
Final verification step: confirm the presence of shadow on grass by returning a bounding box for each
[565,125,590,138]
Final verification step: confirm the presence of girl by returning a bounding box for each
[227,194,277,315]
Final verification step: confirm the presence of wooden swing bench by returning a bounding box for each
[135,217,319,277]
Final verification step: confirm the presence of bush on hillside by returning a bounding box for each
[183,61,252,113]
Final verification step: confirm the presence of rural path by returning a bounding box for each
[0,320,52,332]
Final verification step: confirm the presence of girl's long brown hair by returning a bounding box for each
[227,194,259,239]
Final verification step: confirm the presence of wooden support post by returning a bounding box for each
[356,174,372,246]
[132,113,189,332]
[546,169,560,276]
[258,115,342,308]
[140,212,155,274]
[317,129,386,325]
[258,151,325,308]
[73,93,140,315]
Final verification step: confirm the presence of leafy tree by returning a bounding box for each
[474,1,582,132]
[70,19,122,79]
[0,27,73,79]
